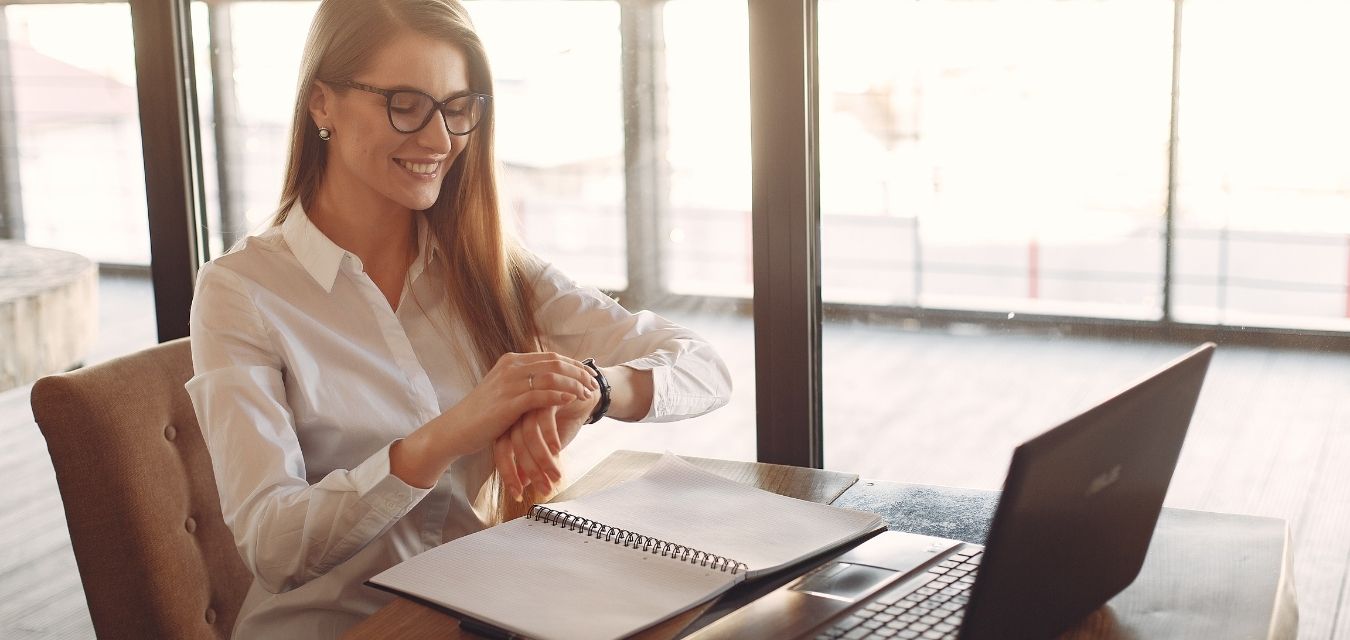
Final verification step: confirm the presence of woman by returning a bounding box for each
[185,0,731,636]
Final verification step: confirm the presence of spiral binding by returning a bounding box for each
[527,505,750,575]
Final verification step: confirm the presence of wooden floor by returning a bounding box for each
[1,273,1348,639]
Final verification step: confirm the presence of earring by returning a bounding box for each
[318,127,332,141]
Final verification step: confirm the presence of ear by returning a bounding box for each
[307,81,335,129]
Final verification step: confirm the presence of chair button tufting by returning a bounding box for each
[164,425,177,441]
[185,517,197,534]
[205,608,217,625]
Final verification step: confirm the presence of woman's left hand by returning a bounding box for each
[494,392,598,501]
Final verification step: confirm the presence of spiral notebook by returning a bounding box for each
[367,454,886,640]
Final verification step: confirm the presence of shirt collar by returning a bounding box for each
[280,200,441,293]
[281,200,347,293]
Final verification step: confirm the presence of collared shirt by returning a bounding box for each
[185,202,732,639]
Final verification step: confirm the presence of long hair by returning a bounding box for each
[275,0,543,522]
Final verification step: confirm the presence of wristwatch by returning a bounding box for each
[580,358,612,424]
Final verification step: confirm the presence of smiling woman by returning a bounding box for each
[304,32,474,220]
[183,1,731,637]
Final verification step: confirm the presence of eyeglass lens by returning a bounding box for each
[388,92,487,135]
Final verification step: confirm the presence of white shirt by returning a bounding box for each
[185,202,732,639]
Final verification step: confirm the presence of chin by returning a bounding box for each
[398,187,442,212]
[410,195,440,211]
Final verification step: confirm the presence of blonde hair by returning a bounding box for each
[276,0,543,522]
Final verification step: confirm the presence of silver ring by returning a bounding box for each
[528,373,535,391]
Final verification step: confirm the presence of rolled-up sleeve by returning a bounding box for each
[185,262,430,594]
[526,255,732,423]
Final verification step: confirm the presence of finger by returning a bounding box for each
[513,356,598,390]
[511,390,577,414]
[493,436,523,503]
[511,423,552,493]
[538,406,563,456]
[505,434,535,493]
[526,358,598,392]
[524,411,562,483]
[528,371,594,400]
[512,351,591,370]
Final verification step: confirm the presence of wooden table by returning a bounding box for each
[345,450,1297,640]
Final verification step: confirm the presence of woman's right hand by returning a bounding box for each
[450,352,598,453]
[391,352,598,488]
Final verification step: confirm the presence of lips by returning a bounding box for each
[396,159,441,175]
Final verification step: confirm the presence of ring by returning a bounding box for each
[528,373,535,391]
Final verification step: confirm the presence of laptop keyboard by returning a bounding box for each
[814,549,982,640]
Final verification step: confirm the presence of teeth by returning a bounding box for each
[398,160,438,175]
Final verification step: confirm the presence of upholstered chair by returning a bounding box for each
[30,338,250,639]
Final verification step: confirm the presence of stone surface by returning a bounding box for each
[0,241,98,392]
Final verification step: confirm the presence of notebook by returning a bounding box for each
[367,454,886,640]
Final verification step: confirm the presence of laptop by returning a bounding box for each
[687,342,1216,640]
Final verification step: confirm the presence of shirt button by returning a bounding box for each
[185,517,197,534]
[164,425,177,441]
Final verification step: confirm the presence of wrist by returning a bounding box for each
[600,365,653,421]
[580,358,612,424]
[390,432,438,489]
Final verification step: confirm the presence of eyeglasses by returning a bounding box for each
[338,80,491,136]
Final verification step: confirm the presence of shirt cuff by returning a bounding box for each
[348,440,433,519]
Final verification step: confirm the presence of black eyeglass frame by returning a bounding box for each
[335,80,492,136]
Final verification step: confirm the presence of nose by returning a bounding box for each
[413,110,454,153]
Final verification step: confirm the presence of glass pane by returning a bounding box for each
[469,1,627,291]
[195,1,319,258]
[2,4,159,638]
[664,0,752,299]
[636,0,755,464]
[6,3,150,266]
[819,0,1175,482]
[1173,0,1350,331]
[820,0,1172,319]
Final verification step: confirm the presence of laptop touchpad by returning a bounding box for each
[791,562,896,602]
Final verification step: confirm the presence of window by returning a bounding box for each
[819,0,1174,319]
[472,0,627,291]
[663,0,752,299]
[194,1,316,257]
[5,3,150,266]
[1172,0,1350,331]
[819,0,1176,480]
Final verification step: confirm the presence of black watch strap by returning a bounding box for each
[581,358,611,424]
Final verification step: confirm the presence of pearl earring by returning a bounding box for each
[318,127,332,141]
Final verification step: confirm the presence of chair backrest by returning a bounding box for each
[31,338,251,639]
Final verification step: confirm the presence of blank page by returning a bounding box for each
[370,454,884,640]
[543,454,884,575]
[369,516,735,640]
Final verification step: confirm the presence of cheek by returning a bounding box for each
[337,124,393,171]
[451,137,470,162]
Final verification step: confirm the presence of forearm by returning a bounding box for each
[390,408,473,489]
[601,365,653,421]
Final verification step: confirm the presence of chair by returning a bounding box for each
[30,338,251,639]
